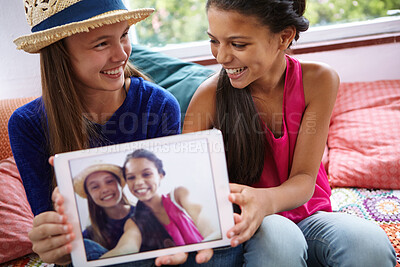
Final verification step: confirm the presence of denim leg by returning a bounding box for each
[181,245,243,267]
[111,245,243,267]
[243,214,308,267]
[114,246,243,267]
[110,258,156,267]
[83,239,155,267]
[297,211,397,267]
[84,239,108,261]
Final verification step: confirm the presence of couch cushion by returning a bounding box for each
[0,157,34,263]
[0,97,36,161]
[129,44,215,116]
[327,80,400,189]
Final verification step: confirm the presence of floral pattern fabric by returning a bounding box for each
[331,187,400,265]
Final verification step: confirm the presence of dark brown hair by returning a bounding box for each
[215,69,266,185]
[121,149,175,252]
[207,0,309,185]
[206,0,308,45]
[122,148,166,178]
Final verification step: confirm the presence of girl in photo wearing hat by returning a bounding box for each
[73,163,139,260]
[183,0,396,266]
[104,148,219,255]
[8,0,229,265]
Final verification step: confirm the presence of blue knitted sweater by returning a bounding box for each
[8,77,181,215]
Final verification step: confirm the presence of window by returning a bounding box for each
[128,0,208,47]
[128,0,400,59]
[307,0,400,26]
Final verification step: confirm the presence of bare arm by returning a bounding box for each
[182,73,218,133]
[174,187,220,241]
[229,62,339,245]
[265,62,339,213]
[100,219,142,258]
[184,63,339,247]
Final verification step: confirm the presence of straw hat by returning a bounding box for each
[14,0,154,53]
[74,163,125,199]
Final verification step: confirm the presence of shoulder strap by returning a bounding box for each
[168,188,191,218]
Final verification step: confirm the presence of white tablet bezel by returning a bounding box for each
[54,129,233,267]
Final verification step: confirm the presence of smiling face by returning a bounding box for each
[207,7,285,89]
[63,21,132,95]
[124,158,164,202]
[85,171,123,208]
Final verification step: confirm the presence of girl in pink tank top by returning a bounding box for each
[122,149,218,248]
[185,0,339,241]
[252,54,332,223]
[183,0,396,266]
[98,148,221,258]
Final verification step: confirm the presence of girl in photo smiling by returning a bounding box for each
[104,149,219,256]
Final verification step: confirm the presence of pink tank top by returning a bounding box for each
[252,55,332,223]
[161,194,203,246]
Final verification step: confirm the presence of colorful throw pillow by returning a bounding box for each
[327,80,400,189]
[0,157,34,264]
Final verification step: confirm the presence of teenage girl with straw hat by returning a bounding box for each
[9,0,244,266]
[73,163,138,260]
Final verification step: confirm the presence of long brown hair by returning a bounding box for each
[207,0,309,185]
[40,40,150,190]
[215,70,266,185]
[84,173,130,249]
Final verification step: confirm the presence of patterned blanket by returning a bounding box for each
[1,253,52,267]
[331,188,400,266]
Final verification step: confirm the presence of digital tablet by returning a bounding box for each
[54,129,234,266]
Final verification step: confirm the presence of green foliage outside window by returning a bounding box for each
[130,0,208,47]
[306,0,400,25]
[129,0,400,47]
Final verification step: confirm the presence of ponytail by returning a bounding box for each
[292,0,306,17]
[215,69,266,185]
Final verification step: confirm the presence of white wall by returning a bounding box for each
[294,43,400,83]
[0,0,41,99]
[1,1,399,100]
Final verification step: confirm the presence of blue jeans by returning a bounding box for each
[84,239,107,260]
[83,239,243,266]
[182,245,243,267]
[244,211,396,267]
[84,239,154,266]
